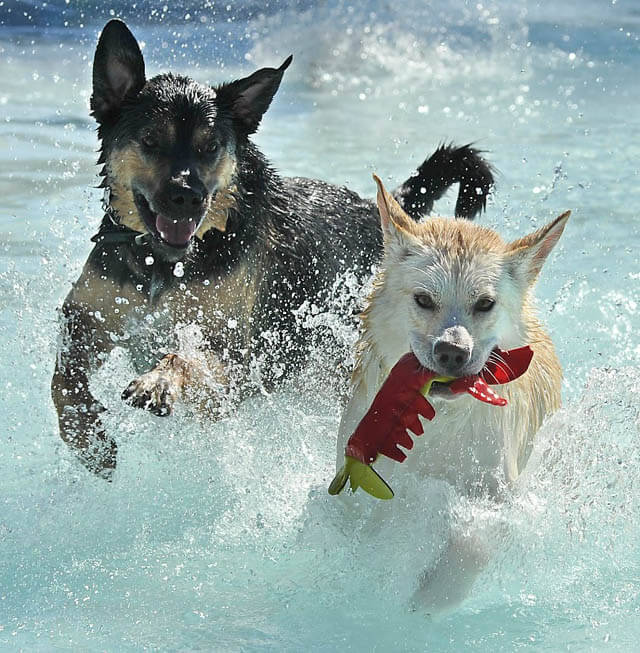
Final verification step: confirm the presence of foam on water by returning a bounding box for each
[3,357,639,649]
[1,0,639,649]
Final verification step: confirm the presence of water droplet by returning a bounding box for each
[173,262,184,278]
[145,256,154,266]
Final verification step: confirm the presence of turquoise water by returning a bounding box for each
[1,0,639,650]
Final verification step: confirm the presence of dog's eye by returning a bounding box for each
[414,293,436,310]
[200,141,219,156]
[474,297,495,312]
[141,133,158,150]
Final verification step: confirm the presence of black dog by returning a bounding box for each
[51,19,494,479]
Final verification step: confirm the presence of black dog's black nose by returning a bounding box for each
[170,185,205,207]
[433,341,471,374]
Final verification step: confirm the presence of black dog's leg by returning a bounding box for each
[51,301,117,480]
[395,143,495,220]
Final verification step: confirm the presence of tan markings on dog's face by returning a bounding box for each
[107,139,237,236]
[196,148,238,236]
[107,143,168,232]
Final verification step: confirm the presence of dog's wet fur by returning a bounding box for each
[51,19,495,479]
[334,177,569,614]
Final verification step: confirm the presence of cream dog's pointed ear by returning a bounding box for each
[506,211,571,285]
[372,174,418,246]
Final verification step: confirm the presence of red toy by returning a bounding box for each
[328,346,534,499]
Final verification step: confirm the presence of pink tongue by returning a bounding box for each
[155,215,197,246]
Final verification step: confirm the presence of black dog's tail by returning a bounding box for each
[394,143,494,220]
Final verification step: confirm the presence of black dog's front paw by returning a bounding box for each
[121,372,178,416]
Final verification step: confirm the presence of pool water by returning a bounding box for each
[1,0,639,650]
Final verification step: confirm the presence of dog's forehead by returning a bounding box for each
[137,74,218,128]
[407,247,502,292]
[405,221,506,298]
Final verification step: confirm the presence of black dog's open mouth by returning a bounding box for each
[134,192,202,248]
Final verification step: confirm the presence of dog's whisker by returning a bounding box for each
[488,351,515,377]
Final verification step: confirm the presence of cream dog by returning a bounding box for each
[335,175,570,612]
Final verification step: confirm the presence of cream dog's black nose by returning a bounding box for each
[433,341,471,375]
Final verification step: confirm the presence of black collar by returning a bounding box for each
[90,214,148,246]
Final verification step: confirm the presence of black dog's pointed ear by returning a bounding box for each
[217,55,292,134]
[91,19,146,124]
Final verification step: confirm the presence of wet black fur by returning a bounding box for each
[91,19,494,306]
